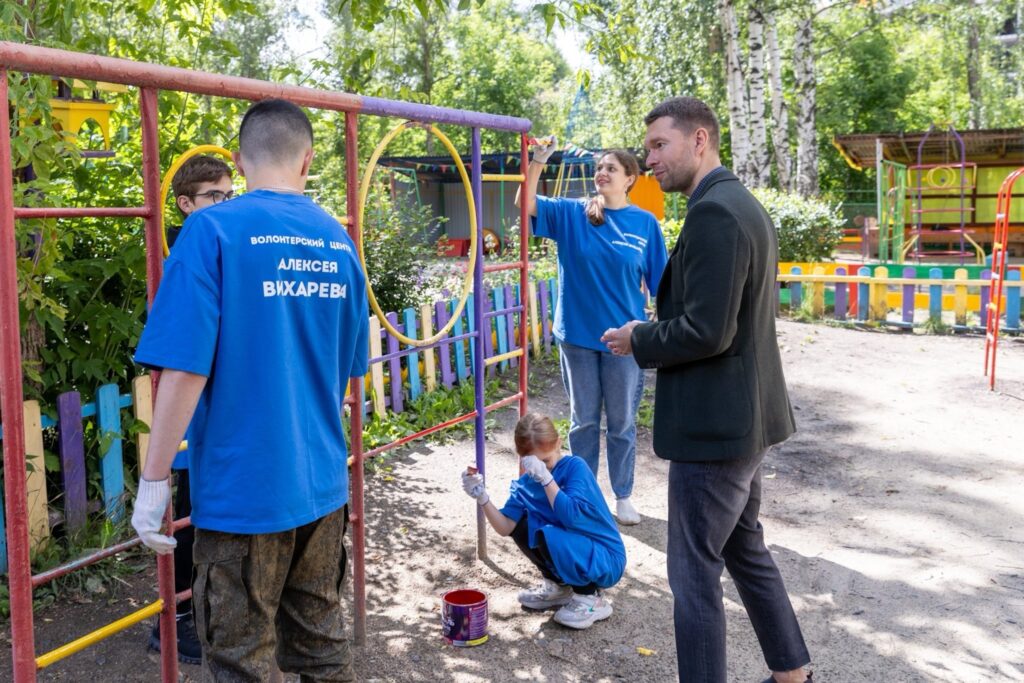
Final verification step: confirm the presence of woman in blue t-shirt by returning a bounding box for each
[461,413,626,630]
[516,140,668,526]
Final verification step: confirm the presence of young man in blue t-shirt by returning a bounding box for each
[148,154,234,665]
[131,99,368,682]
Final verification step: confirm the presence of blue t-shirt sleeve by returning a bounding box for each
[499,479,527,522]
[532,196,580,242]
[552,459,599,530]
[134,218,221,375]
[645,217,669,294]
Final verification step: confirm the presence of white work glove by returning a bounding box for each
[532,135,558,164]
[520,455,553,487]
[461,471,490,507]
[131,478,176,554]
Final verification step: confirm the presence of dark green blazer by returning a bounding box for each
[630,169,795,462]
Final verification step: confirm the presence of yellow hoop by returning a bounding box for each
[925,165,957,190]
[358,121,477,347]
[158,145,235,257]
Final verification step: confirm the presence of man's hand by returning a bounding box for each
[461,471,490,506]
[601,320,643,356]
[520,455,554,486]
[532,136,558,164]
[131,478,176,554]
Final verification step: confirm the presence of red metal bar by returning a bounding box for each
[31,517,191,588]
[483,261,525,273]
[13,207,151,219]
[486,392,525,414]
[364,410,479,460]
[519,133,530,416]
[136,87,178,683]
[344,111,367,648]
[1,67,38,683]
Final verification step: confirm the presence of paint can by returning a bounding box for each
[441,589,488,646]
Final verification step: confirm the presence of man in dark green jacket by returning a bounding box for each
[601,97,811,683]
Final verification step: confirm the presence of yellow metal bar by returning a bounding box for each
[482,173,526,182]
[484,348,524,367]
[178,440,188,452]
[36,600,164,669]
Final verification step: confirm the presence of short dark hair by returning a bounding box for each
[644,97,720,150]
[171,155,232,199]
[238,98,314,165]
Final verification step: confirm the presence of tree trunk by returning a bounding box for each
[719,0,751,183]
[793,14,818,197]
[766,15,793,191]
[967,16,983,128]
[746,0,771,188]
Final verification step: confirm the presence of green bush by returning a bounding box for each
[751,189,845,262]
[660,218,684,250]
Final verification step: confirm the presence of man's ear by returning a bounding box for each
[694,128,709,155]
[231,150,246,177]
[176,195,193,215]
[299,147,315,177]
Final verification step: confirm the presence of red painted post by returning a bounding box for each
[345,111,367,647]
[139,86,178,683]
[518,133,529,417]
[0,69,39,683]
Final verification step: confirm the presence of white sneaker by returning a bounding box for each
[616,498,641,525]
[553,592,613,630]
[518,579,574,610]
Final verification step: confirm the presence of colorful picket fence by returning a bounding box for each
[0,277,559,573]
[777,265,1023,331]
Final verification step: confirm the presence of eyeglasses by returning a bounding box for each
[191,190,235,203]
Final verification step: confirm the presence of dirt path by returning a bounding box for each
[4,321,1023,682]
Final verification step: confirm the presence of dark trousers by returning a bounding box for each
[173,470,194,616]
[193,505,353,683]
[668,449,810,682]
[509,517,597,595]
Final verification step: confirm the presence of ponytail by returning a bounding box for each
[585,194,606,226]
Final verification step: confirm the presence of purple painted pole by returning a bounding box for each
[538,279,551,353]
[435,300,454,388]
[471,127,487,562]
[834,267,848,321]
[980,269,992,327]
[56,391,87,532]
[385,312,403,414]
[902,267,916,325]
[504,284,518,368]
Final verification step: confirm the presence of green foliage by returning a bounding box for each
[752,188,845,262]
[660,217,684,251]
[362,187,447,313]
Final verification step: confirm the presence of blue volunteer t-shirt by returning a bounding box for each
[135,189,369,534]
[533,196,667,352]
[500,455,626,588]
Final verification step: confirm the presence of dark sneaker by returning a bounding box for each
[149,614,202,665]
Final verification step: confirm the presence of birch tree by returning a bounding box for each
[766,13,793,191]
[719,0,753,184]
[793,11,818,196]
[746,0,772,187]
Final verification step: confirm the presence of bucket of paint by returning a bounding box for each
[441,589,488,646]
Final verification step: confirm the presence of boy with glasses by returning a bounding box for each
[147,153,234,664]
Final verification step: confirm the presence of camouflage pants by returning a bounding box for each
[193,505,353,683]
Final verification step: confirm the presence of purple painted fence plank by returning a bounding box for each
[902,267,916,324]
[435,301,455,388]
[980,269,992,327]
[483,288,496,377]
[385,312,404,413]
[504,285,518,368]
[834,267,848,320]
[57,391,87,532]
[538,280,551,353]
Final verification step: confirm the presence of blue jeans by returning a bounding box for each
[558,341,644,499]
[668,448,810,681]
